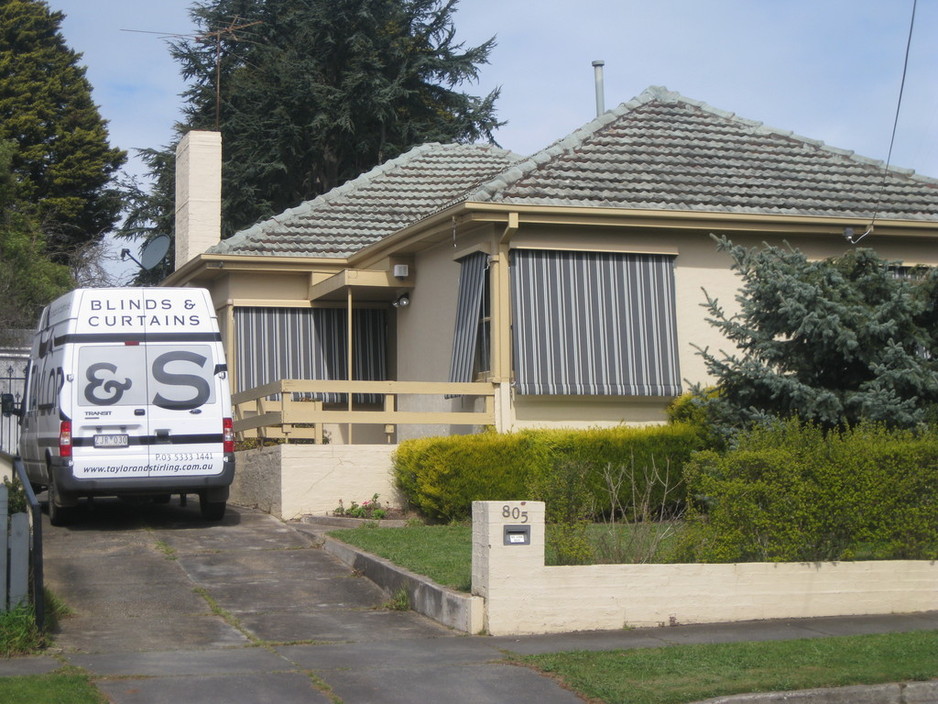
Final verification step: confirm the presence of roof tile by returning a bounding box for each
[211,87,938,258]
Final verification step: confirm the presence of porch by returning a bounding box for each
[230,379,498,519]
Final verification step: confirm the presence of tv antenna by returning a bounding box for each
[195,18,263,129]
[122,17,263,129]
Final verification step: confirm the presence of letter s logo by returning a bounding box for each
[151,351,211,410]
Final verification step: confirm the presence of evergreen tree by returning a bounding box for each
[695,236,938,432]
[120,0,501,261]
[0,0,125,262]
[0,140,72,328]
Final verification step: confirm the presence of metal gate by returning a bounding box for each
[0,363,26,455]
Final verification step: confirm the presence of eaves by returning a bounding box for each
[348,201,938,268]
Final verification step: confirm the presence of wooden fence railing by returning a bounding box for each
[232,379,497,444]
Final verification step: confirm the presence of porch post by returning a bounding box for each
[492,213,517,433]
[347,288,354,444]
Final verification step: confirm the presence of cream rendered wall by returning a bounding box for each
[395,229,494,441]
[216,223,938,436]
[504,226,938,429]
[218,270,316,303]
[231,444,399,519]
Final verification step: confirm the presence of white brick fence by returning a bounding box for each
[471,501,938,636]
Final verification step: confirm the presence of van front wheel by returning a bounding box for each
[200,498,226,521]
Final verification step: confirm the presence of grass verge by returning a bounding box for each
[0,669,105,704]
[0,588,73,657]
[516,630,938,704]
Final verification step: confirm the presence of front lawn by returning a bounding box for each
[328,520,686,592]
[330,524,473,591]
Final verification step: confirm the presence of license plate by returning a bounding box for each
[94,434,129,448]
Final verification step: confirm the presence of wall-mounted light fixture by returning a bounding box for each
[392,294,410,308]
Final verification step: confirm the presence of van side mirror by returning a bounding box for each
[1,393,21,418]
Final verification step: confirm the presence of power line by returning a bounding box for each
[845,0,918,245]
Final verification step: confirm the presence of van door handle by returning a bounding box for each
[134,409,145,416]
[155,429,171,443]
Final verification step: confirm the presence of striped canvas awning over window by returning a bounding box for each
[448,251,489,384]
[235,307,386,402]
[510,249,682,396]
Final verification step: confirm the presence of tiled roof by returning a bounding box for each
[211,87,938,259]
[469,86,938,220]
[209,142,523,258]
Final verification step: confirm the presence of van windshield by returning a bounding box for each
[77,345,217,410]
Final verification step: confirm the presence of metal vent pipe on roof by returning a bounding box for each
[592,60,605,117]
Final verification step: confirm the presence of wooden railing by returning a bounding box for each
[232,379,496,444]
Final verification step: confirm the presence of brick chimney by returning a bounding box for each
[175,131,222,269]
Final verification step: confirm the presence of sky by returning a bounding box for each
[47,0,938,281]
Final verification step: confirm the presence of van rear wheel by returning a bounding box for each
[200,499,226,521]
[48,479,77,527]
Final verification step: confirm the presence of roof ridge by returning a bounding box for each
[215,143,449,251]
[211,142,523,256]
[465,86,938,203]
[642,87,937,183]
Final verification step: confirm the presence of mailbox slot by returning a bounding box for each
[503,524,531,546]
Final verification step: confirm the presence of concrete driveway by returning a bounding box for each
[38,499,585,704]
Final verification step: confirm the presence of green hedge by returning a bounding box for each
[678,421,938,562]
[393,424,705,521]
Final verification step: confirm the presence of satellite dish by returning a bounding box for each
[139,235,171,270]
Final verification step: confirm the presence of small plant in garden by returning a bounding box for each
[594,456,685,564]
[3,476,28,514]
[334,494,387,520]
[531,459,595,565]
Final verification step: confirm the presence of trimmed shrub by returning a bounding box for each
[677,421,938,562]
[393,423,705,521]
[393,431,541,520]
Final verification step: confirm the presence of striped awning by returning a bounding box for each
[510,249,682,396]
[234,307,386,402]
[448,251,489,384]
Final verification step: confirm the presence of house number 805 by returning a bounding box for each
[502,505,528,523]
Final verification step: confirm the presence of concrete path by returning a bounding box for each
[11,499,938,704]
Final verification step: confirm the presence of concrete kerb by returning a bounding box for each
[298,514,485,634]
[320,533,484,634]
[691,681,938,704]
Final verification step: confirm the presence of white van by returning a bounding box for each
[2,287,235,524]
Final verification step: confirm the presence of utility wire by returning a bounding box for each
[846,0,917,245]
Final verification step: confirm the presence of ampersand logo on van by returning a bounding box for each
[84,363,133,406]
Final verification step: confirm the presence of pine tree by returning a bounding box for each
[120,0,501,259]
[695,236,938,432]
[0,0,125,262]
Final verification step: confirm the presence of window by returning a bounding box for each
[510,249,681,396]
[235,307,386,402]
[449,251,490,383]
